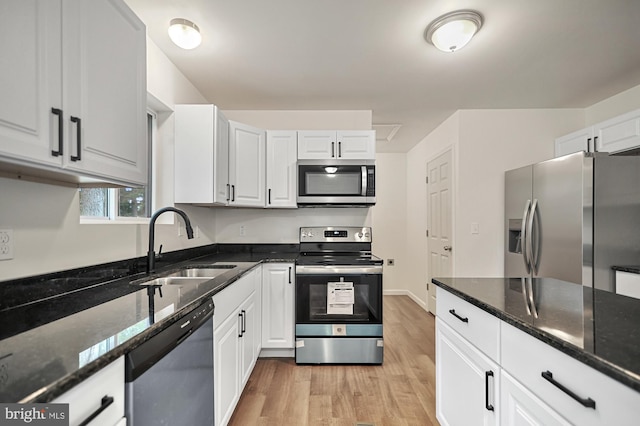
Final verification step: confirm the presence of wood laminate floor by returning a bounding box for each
[229,295,439,426]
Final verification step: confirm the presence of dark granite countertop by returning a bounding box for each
[0,244,299,403]
[432,277,640,393]
[612,265,640,274]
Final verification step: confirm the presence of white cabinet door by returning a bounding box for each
[0,0,63,168]
[214,308,241,426]
[175,104,229,205]
[554,127,593,157]
[336,130,375,159]
[229,120,266,207]
[239,291,258,389]
[298,130,376,159]
[594,108,640,154]
[52,357,125,426]
[501,370,571,426]
[215,111,230,204]
[266,131,297,208]
[436,319,499,426]
[261,263,295,349]
[62,0,147,186]
[297,130,336,159]
[615,271,640,299]
[0,0,146,187]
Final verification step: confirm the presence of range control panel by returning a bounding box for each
[299,227,372,243]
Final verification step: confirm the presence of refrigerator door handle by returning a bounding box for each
[521,200,532,273]
[526,277,539,318]
[528,199,539,274]
[521,277,532,316]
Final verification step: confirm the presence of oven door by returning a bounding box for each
[295,265,382,336]
[297,160,375,205]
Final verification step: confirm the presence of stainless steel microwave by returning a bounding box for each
[297,160,376,206]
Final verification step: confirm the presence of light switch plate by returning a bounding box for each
[0,229,14,260]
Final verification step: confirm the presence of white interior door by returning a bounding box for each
[427,149,453,314]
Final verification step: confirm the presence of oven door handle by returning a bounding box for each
[295,265,383,275]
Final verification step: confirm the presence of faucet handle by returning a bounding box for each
[156,244,163,259]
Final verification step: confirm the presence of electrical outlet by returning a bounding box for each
[0,229,14,260]
[177,223,183,237]
[194,225,200,239]
[239,225,246,236]
[471,222,480,234]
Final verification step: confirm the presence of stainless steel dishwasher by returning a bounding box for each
[125,296,214,425]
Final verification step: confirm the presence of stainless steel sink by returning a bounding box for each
[135,277,214,287]
[165,265,237,278]
[134,264,238,286]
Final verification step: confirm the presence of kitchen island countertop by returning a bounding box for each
[432,277,640,393]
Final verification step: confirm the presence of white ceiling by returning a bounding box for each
[125,0,640,153]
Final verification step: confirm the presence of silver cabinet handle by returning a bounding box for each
[528,199,538,274]
[521,199,531,274]
[443,246,452,252]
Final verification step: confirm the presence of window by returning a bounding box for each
[79,112,155,221]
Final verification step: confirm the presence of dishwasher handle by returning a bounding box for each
[125,298,214,382]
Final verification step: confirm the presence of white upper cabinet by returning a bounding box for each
[229,120,266,207]
[297,130,375,160]
[266,131,297,208]
[0,0,62,169]
[555,108,640,158]
[175,104,230,205]
[0,0,147,186]
[594,109,640,154]
[555,127,594,157]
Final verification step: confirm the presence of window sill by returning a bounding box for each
[80,217,150,225]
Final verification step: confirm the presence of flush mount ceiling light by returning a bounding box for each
[168,18,202,50]
[424,10,483,53]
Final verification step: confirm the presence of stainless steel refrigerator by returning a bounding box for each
[504,151,640,292]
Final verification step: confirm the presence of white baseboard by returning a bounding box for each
[259,348,294,358]
[383,289,429,312]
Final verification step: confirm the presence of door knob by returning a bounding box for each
[443,246,452,252]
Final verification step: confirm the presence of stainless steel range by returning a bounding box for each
[295,226,383,364]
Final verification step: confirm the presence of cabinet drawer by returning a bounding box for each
[213,267,259,321]
[501,322,640,426]
[436,287,500,361]
[52,357,124,426]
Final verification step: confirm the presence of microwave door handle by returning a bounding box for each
[361,166,367,196]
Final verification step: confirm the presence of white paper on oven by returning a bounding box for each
[327,282,354,315]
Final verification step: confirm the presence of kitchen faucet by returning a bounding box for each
[147,207,194,273]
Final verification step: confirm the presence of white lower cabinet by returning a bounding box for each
[501,322,640,426]
[261,263,295,351]
[213,267,262,426]
[437,287,640,425]
[436,319,499,426]
[615,271,640,299]
[52,356,125,426]
[501,370,571,426]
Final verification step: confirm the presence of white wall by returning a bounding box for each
[404,113,460,305]
[455,109,584,277]
[371,153,407,291]
[0,38,212,280]
[402,109,585,307]
[586,83,640,125]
